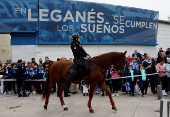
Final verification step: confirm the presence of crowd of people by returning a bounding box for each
[105,48,170,97]
[0,47,170,98]
[0,57,80,97]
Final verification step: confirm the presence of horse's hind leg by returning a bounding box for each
[44,82,57,109]
[100,82,117,111]
[58,79,68,111]
[88,83,96,113]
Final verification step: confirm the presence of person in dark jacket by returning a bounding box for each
[3,63,12,95]
[71,34,90,81]
[29,66,36,95]
[10,63,17,94]
[125,65,137,96]
[24,66,31,93]
[143,55,157,94]
[132,50,141,60]
[16,59,28,97]
[157,52,167,63]
[158,47,164,57]
[137,65,149,97]
[166,48,170,56]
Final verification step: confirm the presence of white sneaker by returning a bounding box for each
[4,91,6,95]
[162,90,164,95]
[164,91,168,96]
[8,91,12,94]
[116,93,119,97]
[95,91,99,94]
[112,93,115,97]
[162,90,167,96]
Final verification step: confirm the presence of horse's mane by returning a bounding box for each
[92,52,121,67]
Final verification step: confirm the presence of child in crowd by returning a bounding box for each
[34,64,39,76]
[137,65,148,97]
[3,63,12,95]
[24,66,31,93]
[39,65,44,79]
[29,66,36,95]
[31,62,35,68]
[42,69,49,89]
[127,55,132,62]
[34,64,39,93]
[43,69,49,80]
[125,65,136,96]
[27,62,31,69]
[44,63,49,71]
[10,63,17,94]
[37,65,44,93]
[136,57,142,65]
[110,66,120,97]
[130,57,139,72]
[156,59,168,95]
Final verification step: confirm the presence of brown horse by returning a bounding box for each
[42,51,127,113]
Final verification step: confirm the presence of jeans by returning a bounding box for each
[140,81,146,95]
[160,76,168,91]
[130,81,135,95]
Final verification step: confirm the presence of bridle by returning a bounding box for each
[91,52,125,75]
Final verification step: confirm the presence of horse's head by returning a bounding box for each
[114,51,127,76]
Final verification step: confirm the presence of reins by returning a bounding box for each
[90,52,125,75]
[91,60,107,76]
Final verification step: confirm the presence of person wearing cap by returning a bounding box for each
[16,59,29,97]
[70,34,90,81]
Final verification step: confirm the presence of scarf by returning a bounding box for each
[140,69,146,81]
[129,70,134,81]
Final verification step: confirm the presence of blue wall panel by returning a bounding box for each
[11,34,36,45]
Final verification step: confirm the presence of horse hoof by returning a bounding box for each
[112,107,117,111]
[89,110,94,113]
[64,107,68,111]
[44,106,47,110]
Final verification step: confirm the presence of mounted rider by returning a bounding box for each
[70,34,91,81]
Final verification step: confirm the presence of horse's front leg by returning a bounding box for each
[58,79,68,111]
[87,83,96,113]
[100,82,117,111]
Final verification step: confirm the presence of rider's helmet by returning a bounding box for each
[72,34,80,42]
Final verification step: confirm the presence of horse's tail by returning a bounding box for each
[42,71,50,100]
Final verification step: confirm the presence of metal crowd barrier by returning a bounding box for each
[106,73,159,80]
[0,79,46,93]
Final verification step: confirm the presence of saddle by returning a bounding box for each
[67,59,91,80]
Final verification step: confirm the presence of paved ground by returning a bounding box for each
[0,88,166,117]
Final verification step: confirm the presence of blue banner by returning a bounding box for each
[0,0,159,45]
[0,0,38,32]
